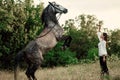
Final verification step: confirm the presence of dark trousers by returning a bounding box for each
[99,56,109,74]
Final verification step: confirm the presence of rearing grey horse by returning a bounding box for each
[14,2,70,80]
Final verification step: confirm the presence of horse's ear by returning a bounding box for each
[48,2,51,4]
[49,1,56,6]
[48,2,52,5]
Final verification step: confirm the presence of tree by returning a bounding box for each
[63,14,103,59]
[110,29,120,56]
[0,0,44,69]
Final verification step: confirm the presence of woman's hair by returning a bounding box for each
[103,33,107,42]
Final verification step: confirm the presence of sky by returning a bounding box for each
[34,0,120,30]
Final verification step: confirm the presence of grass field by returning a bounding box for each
[0,60,120,80]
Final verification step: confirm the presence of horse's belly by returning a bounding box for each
[24,42,43,64]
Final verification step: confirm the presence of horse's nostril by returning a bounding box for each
[66,9,68,13]
[64,9,68,13]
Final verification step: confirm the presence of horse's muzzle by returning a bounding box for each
[63,9,68,14]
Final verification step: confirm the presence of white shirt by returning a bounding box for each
[97,32,107,56]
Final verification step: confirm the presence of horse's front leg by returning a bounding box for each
[60,35,72,50]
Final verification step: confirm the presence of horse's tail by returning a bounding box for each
[14,50,24,80]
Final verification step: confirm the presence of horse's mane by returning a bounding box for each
[41,5,58,27]
[41,6,48,24]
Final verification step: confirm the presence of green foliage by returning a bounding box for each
[110,29,120,57]
[87,48,98,61]
[0,0,44,69]
[63,14,100,59]
[108,54,120,62]
[42,42,78,67]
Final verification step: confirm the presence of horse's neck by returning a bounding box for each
[43,22,64,41]
[44,11,58,27]
[44,22,63,34]
[42,11,64,40]
[45,21,58,27]
[51,24,64,40]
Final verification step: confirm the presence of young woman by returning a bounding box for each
[97,25,109,76]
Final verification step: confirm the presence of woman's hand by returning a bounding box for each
[97,24,101,32]
[103,55,106,62]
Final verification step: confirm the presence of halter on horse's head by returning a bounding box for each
[41,2,68,27]
[48,2,68,14]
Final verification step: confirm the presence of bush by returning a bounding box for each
[108,54,120,62]
[87,48,98,61]
[0,1,44,69]
[110,29,120,57]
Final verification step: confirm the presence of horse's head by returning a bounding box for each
[41,1,67,28]
[49,2,68,14]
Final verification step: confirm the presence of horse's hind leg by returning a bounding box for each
[29,64,39,80]
[26,64,32,80]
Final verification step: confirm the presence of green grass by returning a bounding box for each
[0,60,120,80]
